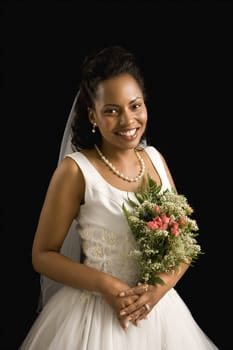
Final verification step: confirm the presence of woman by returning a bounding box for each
[20,46,219,349]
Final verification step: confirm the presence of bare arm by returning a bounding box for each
[32,157,104,291]
[32,157,137,330]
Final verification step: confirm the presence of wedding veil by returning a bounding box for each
[39,91,81,309]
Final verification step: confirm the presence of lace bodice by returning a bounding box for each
[67,146,172,286]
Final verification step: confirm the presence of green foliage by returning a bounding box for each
[122,173,203,285]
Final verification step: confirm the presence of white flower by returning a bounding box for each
[122,174,203,285]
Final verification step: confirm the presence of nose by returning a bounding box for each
[119,109,134,126]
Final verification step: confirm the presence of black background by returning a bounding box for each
[2,2,232,349]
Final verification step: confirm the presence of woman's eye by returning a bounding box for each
[132,103,141,110]
[105,108,118,115]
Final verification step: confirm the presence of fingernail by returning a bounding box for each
[124,321,129,332]
[120,311,126,316]
[119,292,125,297]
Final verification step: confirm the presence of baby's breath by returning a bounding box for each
[123,174,203,285]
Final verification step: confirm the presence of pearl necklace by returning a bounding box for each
[94,144,145,182]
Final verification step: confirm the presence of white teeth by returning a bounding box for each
[118,128,137,136]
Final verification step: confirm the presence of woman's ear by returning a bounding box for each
[87,107,95,124]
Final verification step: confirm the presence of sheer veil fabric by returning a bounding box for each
[39,92,81,309]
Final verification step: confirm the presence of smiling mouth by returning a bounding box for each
[116,128,138,137]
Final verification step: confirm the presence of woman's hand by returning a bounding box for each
[100,276,140,331]
[117,282,168,326]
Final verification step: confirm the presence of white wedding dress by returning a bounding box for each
[20,146,219,350]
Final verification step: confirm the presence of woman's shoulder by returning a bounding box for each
[43,155,85,207]
[53,155,84,184]
[61,149,101,184]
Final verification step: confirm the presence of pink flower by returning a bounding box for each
[147,213,170,231]
[179,217,186,226]
[161,213,170,225]
[170,222,180,236]
[147,217,161,230]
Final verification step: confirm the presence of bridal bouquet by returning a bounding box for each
[123,175,202,285]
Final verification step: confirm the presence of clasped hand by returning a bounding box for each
[117,283,155,331]
[102,278,164,331]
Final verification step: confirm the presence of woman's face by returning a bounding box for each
[89,74,148,151]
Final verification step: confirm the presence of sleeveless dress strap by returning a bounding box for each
[144,146,172,191]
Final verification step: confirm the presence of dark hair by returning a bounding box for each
[71,45,147,150]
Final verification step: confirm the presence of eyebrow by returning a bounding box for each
[130,96,143,103]
[103,96,143,107]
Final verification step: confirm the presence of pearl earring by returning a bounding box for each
[92,122,97,133]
